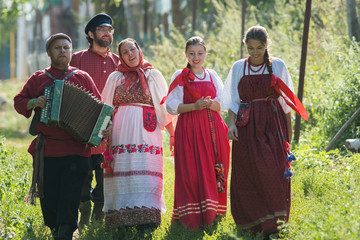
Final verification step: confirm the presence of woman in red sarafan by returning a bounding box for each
[222,26,307,239]
[165,36,230,230]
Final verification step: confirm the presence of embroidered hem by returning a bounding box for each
[105,207,161,229]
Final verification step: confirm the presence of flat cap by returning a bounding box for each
[46,33,72,51]
[85,13,113,35]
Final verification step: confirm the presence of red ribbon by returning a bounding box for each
[160,67,200,105]
[271,74,308,121]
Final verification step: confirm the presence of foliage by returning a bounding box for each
[3,0,360,239]
[145,0,242,82]
[0,138,46,240]
[316,41,360,149]
[287,144,360,239]
[0,78,33,147]
[0,0,37,48]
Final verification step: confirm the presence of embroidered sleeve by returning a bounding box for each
[147,69,174,129]
[208,69,224,104]
[101,71,123,107]
[221,60,244,114]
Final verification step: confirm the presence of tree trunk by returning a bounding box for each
[123,0,138,38]
[192,0,197,32]
[346,0,360,42]
[143,0,149,36]
[172,0,185,33]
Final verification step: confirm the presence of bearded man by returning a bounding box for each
[14,33,101,240]
[70,13,119,228]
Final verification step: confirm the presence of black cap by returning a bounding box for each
[46,33,72,51]
[85,13,113,35]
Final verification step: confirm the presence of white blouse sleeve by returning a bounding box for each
[147,69,174,130]
[221,60,245,114]
[101,71,123,107]
[272,58,294,114]
[208,69,224,103]
[165,70,183,115]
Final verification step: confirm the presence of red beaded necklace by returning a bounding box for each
[191,66,207,80]
[247,57,266,73]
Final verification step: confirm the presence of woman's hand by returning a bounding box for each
[227,124,238,141]
[205,96,221,112]
[102,121,112,138]
[194,97,209,110]
[165,122,175,156]
[205,96,213,109]
[227,110,238,141]
[169,136,175,156]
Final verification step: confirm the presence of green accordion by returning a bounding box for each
[40,80,113,147]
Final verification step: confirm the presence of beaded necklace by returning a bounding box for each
[191,66,206,80]
[247,57,266,73]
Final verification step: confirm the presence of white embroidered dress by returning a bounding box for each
[101,69,172,217]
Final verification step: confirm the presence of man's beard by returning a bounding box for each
[94,32,112,48]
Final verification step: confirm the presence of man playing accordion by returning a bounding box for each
[14,33,104,240]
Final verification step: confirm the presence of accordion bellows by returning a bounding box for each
[40,80,113,147]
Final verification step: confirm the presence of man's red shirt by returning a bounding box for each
[14,65,101,157]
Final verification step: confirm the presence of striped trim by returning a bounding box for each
[237,211,287,229]
[173,199,227,219]
[104,170,163,179]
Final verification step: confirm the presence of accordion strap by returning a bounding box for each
[43,68,78,82]
[28,69,79,136]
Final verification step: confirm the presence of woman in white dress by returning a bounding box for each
[101,38,174,230]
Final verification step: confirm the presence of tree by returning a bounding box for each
[0,0,27,48]
[172,0,186,33]
[346,0,360,42]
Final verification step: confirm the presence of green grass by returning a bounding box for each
[3,124,360,239]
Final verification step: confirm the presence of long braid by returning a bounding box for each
[264,49,272,74]
[244,25,272,74]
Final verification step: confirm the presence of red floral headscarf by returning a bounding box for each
[117,39,154,96]
[160,67,201,105]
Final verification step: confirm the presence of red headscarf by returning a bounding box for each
[160,67,202,104]
[117,39,154,96]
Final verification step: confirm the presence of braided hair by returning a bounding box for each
[243,26,273,74]
[185,36,206,68]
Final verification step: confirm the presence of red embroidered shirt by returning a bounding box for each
[70,48,119,93]
[14,66,101,158]
[71,48,119,154]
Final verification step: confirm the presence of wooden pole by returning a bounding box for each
[294,0,312,142]
[192,0,197,32]
[326,108,360,151]
[240,0,246,59]
[10,31,16,80]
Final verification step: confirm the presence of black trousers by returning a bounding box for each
[39,155,89,232]
[80,154,104,204]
